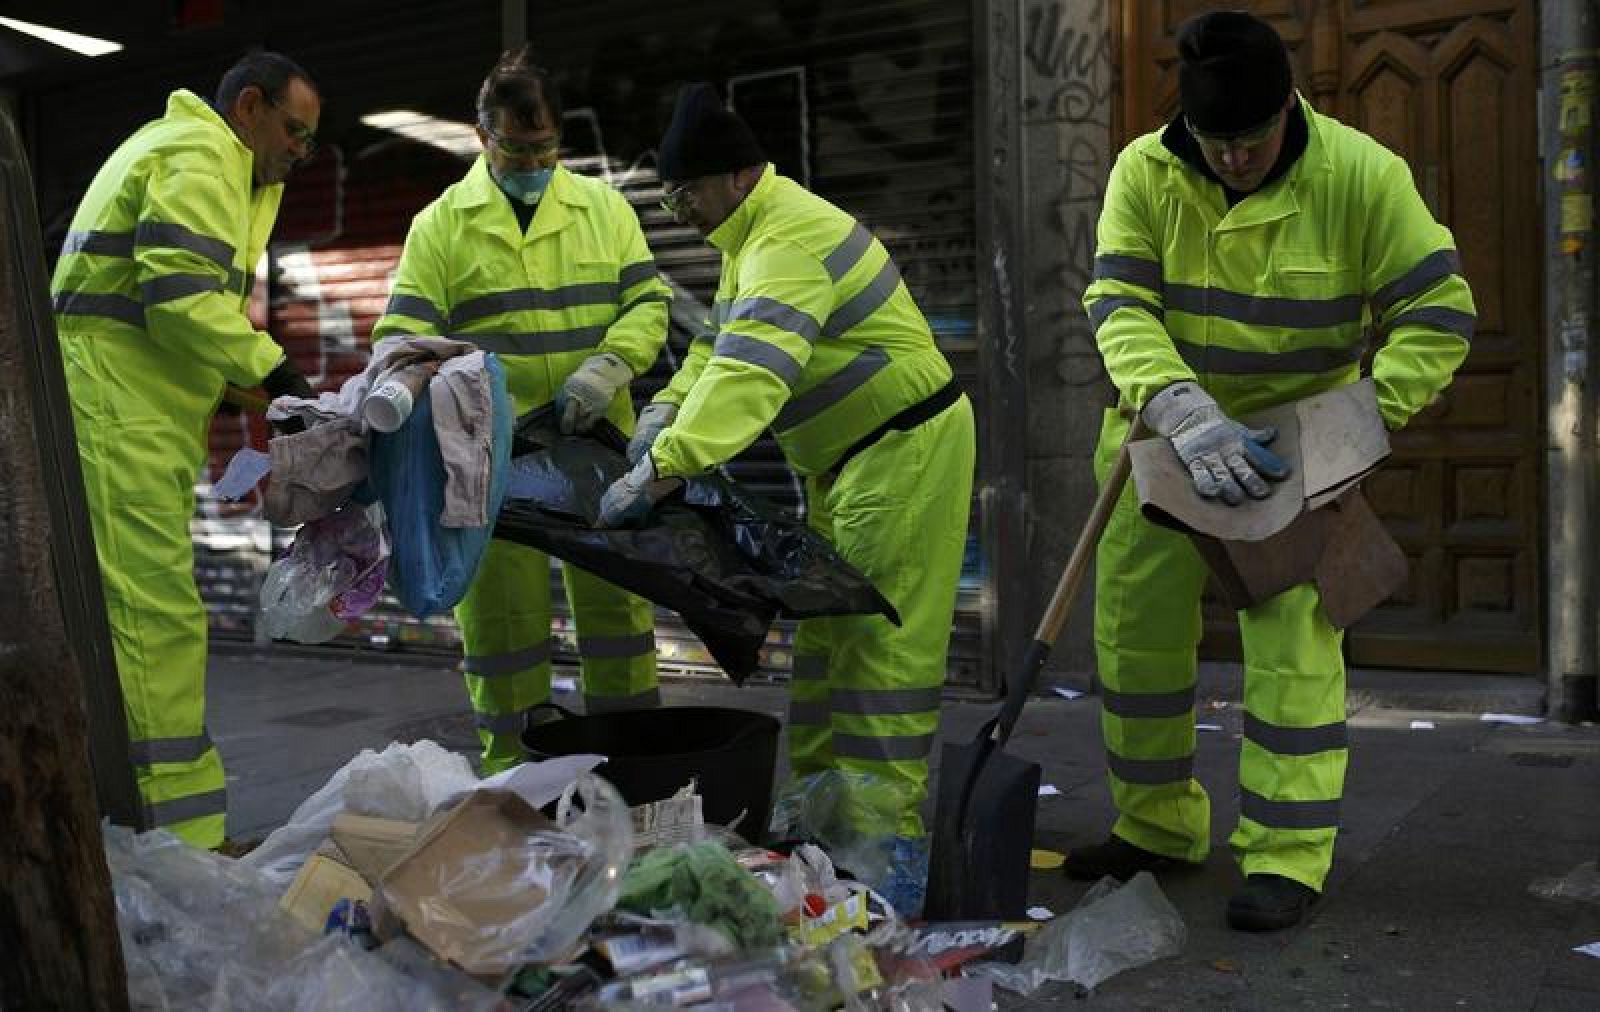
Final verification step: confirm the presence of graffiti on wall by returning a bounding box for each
[1022,0,1112,388]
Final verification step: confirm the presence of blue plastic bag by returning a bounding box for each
[366,355,511,617]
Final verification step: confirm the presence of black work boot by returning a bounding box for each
[1063,835,1193,881]
[1226,874,1319,931]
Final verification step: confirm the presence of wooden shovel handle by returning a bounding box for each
[1031,415,1145,648]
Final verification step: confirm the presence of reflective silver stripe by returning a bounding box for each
[577,632,657,659]
[62,229,134,258]
[1094,253,1162,291]
[619,260,660,289]
[831,686,943,716]
[620,292,672,316]
[450,282,621,326]
[1088,295,1163,331]
[773,346,889,431]
[714,332,805,386]
[793,655,828,681]
[1165,284,1364,329]
[461,325,606,356]
[53,291,144,327]
[141,273,224,306]
[1102,687,1195,719]
[833,731,935,761]
[585,687,662,712]
[1372,249,1461,316]
[1172,336,1364,375]
[822,259,901,339]
[789,699,830,726]
[726,296,822,344]
[136,220,236,272]
[1107,752,1193,785]
[386,294,447,330]
[129,732,214,766]
[464,641,553,677]
[823,222,874,282]
[1243,713,1347,755]
[145,788,227,827]
[475,709,530,736]
[1386,306,1475,341]
[1240,787,1340,830]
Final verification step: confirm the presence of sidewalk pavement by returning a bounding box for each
[210,647,1600,1009]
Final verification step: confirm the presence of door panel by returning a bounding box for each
[1117,1,1541,673]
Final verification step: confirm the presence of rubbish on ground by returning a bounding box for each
[1026,906,1054,921]
[552,675,578,692]
[1038,784,1061,796]
[1196,722,1223,732]
[883,921,1028,973]
[1531,860,1600,904]
[378,771,631,974]
[632,782,707,849]
[964,871,1187,995]
[616,841,787,951]
[769,769,907,896]
[942,975,994,1012]
[1481,712,1544,725]
[1574,941,1600,959]
[281,851,374,933]
[330,812,422,882]
[1051,686,1084,700]
[1410,720,1436,730]
[1031,849,1065,870]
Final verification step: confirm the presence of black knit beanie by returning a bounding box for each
[657,82,766,182]
[1177,10,1293,136]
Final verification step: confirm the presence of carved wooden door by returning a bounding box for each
[1116,1,1542,673]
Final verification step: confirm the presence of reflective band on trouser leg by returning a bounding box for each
[813,396,974,837]
[788,621,835,777]
[456,540,555,774]
[1091,408,1211,863]
[1230,582,1347,891]
[80,429,225,847]
[564,562,659,713]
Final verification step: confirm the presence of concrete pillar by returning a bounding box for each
[1541,0,1600,722]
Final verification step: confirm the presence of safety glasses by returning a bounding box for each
[1186,110,1283,155]
[479,122,561,161]
[269,97,318,156]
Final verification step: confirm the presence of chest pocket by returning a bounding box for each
[1272,248,1362,351]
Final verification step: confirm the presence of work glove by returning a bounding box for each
[1141,380,1290,506]
[596,452,683,528]
[556,352,634,435]
[626,402,678,464]
[261,356,314,401]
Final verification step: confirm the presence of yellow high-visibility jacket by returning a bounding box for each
[374,161,669,416]
[649,165,953,478]
[1083,97,1474,429]
[52,88,286,460]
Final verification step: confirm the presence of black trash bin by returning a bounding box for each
[522,704,781,837]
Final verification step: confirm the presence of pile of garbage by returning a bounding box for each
[108,743,1187,1010]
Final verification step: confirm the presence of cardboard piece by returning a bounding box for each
[280,852,372,933]
[330,812,421,884]
[1131,380,1404,625]
[378,789,579,975]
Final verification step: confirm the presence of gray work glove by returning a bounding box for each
[596,452,683,528]
[626,401,678,464]
[556,352,634,434]
[1141,381,1290,506]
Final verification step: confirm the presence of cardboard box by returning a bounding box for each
[330,812,420,884]
[1130,380,1405,626]
[280,852,372,933]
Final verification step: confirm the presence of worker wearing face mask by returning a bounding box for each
[373,45,668,773]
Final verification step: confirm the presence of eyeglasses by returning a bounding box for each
[1186,111,1283,155]
[479,122,561,160]
[269,97,318,156]
[659,181,697,215]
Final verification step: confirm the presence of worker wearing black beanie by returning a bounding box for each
[657,82,765,183]
[1177,9,1293,137]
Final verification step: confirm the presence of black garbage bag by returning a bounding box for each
[494,406,900,683]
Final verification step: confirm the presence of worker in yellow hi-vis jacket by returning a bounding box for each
[599,83,975,917]
[52,52,321,848]
[1073,10,1473,931]
[373,47,667,774]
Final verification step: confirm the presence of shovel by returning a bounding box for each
[924,418,1143,920]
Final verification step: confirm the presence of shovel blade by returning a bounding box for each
[924,737,1042,921]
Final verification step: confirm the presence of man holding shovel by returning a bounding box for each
[599,82,975,915]
[374,46,668,773]
[1075,10,1472,930]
